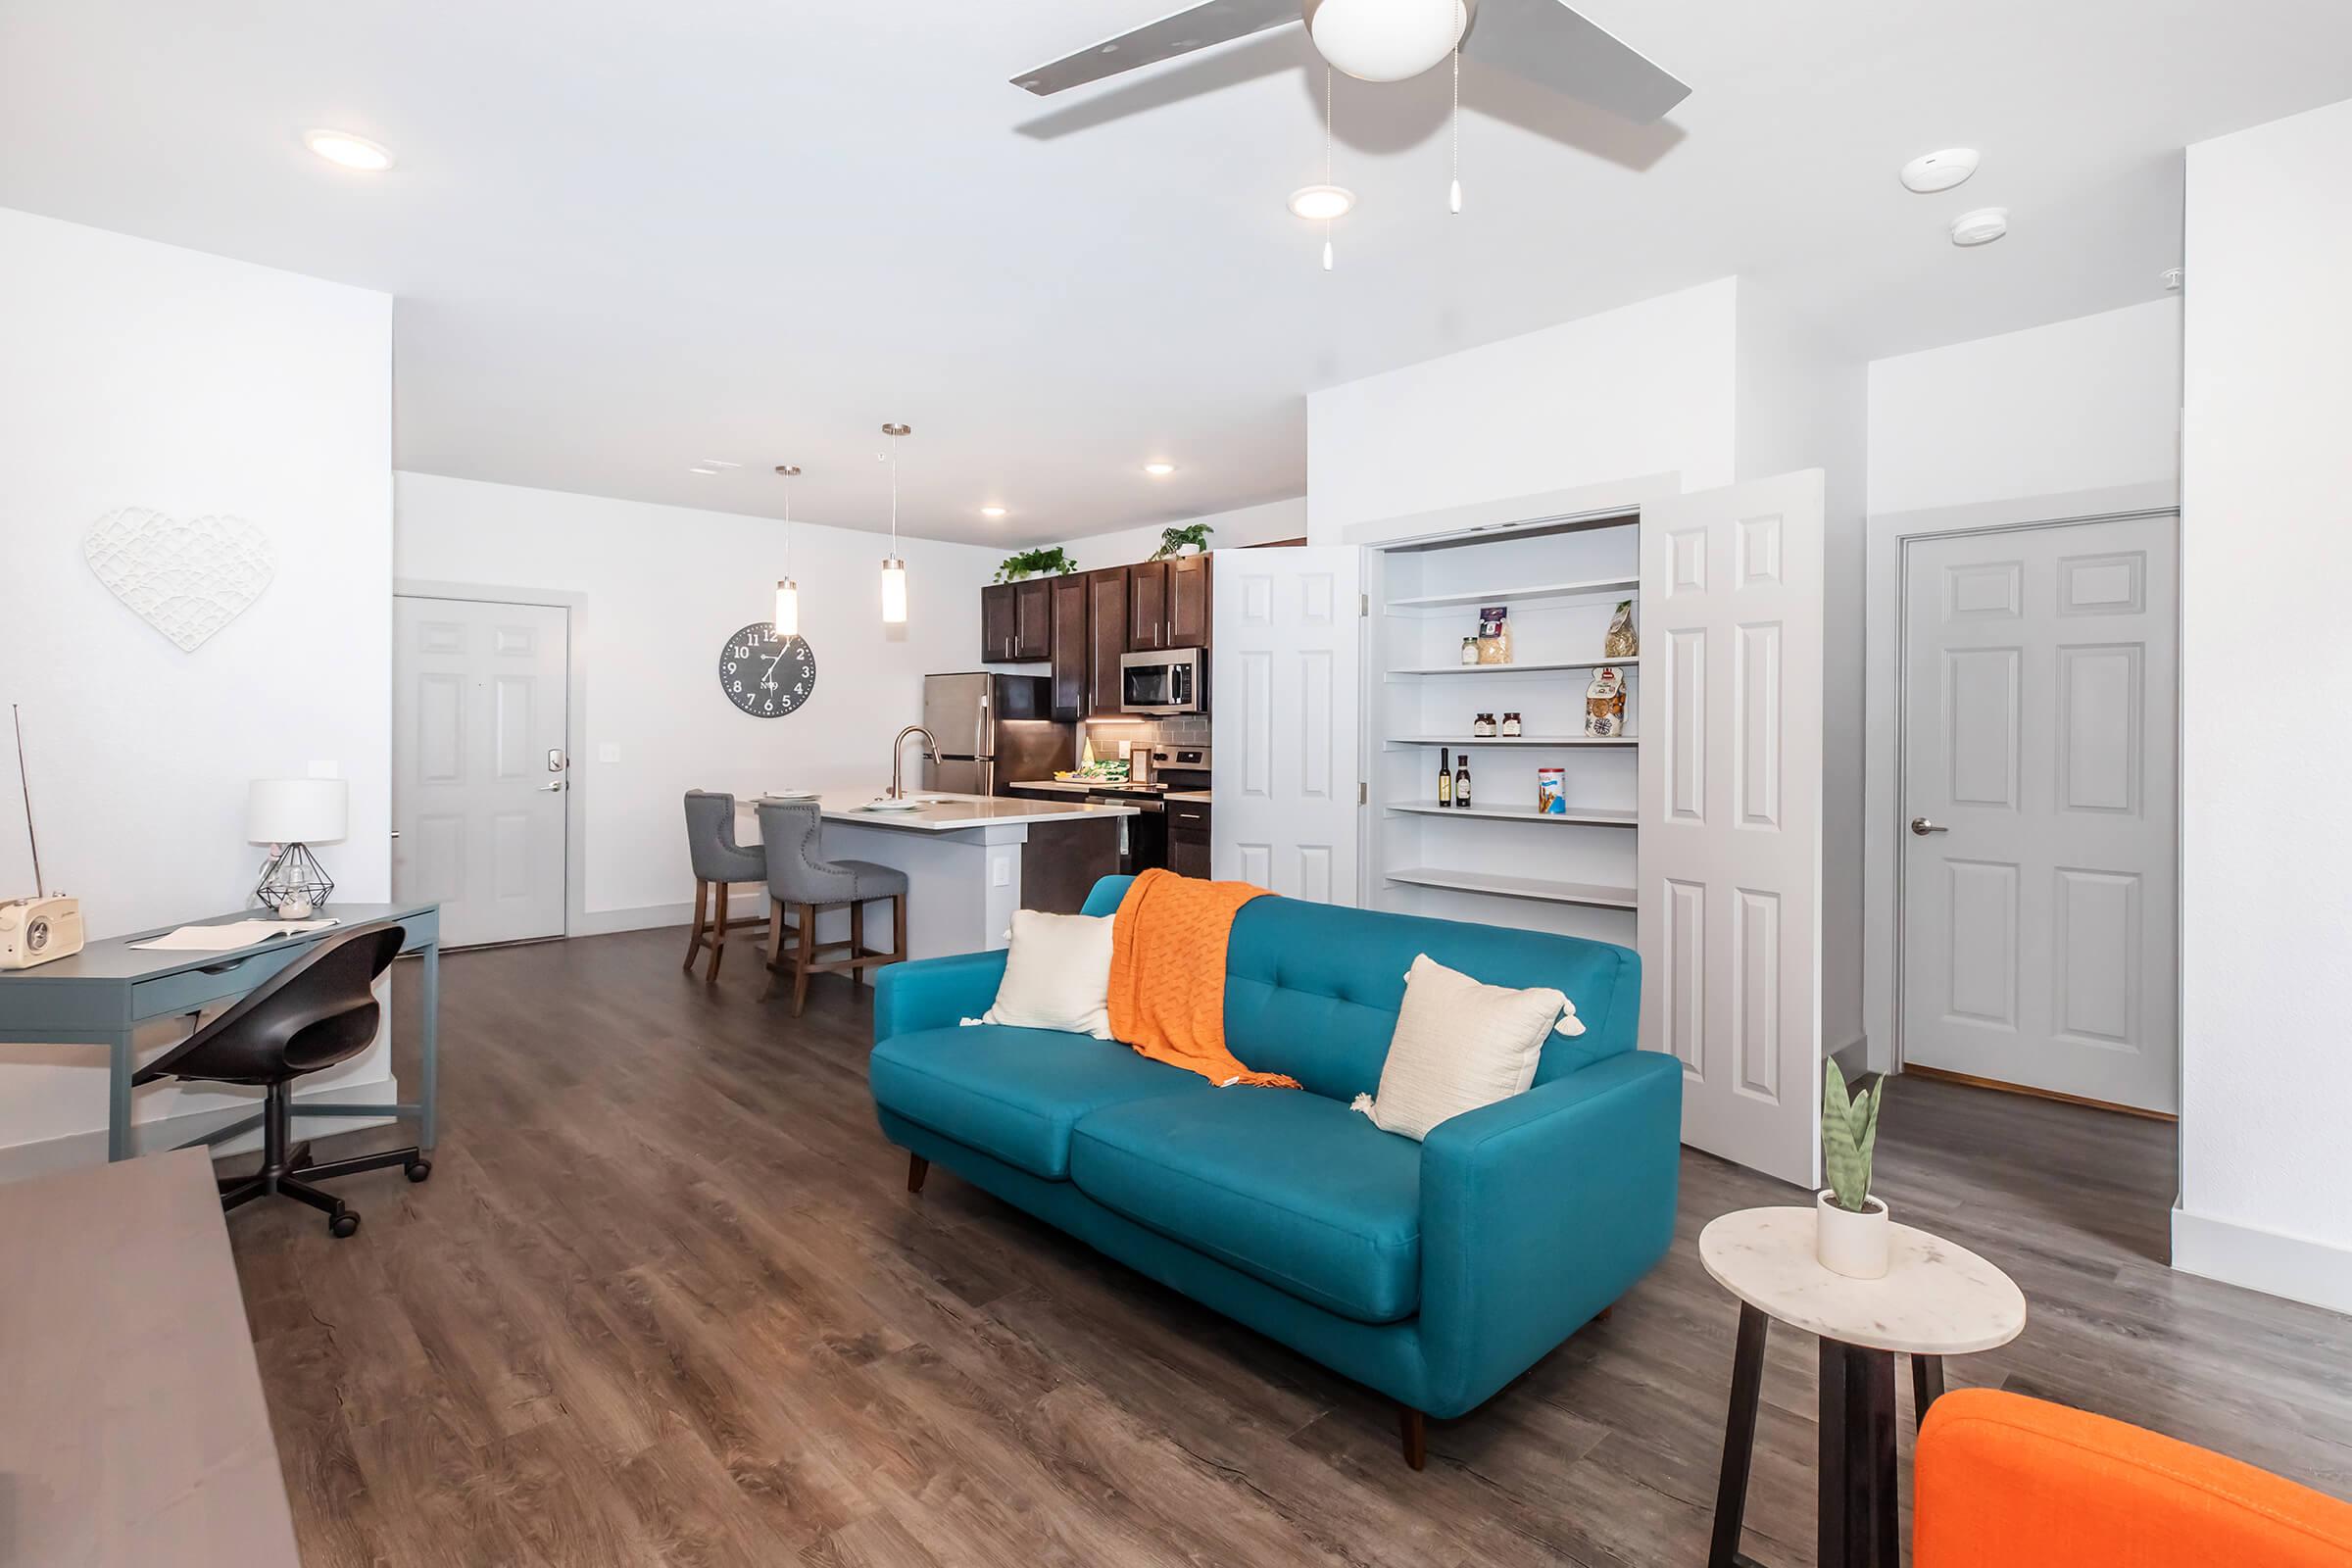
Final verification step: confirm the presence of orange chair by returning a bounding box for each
[1915,1389,2352,1567]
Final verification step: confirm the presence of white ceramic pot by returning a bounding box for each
[1815,1190,1890,1279]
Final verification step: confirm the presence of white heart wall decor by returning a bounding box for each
[83,508,277,653]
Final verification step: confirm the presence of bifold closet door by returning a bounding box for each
[1210,547,1361,904]
[1638,471,1826,1189]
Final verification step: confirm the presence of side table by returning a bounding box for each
[1699,1206,2026,1568]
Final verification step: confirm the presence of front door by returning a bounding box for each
[1899,514,2179,1113]
[393,596,570,948]
[1210,547,1360,903]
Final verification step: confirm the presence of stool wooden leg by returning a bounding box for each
[683,879,710,971]
[851,901,866,987]
[706,886,729,984]
[791,904,815,1016]
[760,898,787,1002]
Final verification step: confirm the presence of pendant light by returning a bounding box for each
[879,422,910,624]
[1448,43,1463,214]
[771,463,802,637]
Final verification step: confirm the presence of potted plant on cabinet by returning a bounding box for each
[994,547,1076,583]
[1149,522,1212,560]
[1817,1061,1889,1278]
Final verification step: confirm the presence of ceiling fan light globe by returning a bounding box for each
[1303,0,1469,82]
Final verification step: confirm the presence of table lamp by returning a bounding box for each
[248,778,348,916]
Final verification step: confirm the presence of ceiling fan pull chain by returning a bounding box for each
[1323,67,1337,270]
[1449,41,1462,214]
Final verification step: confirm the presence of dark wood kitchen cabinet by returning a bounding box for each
[1049,571,1088,719]
[1169,799,1211,879]
[980,577,1054,662]
[1086,565,1129,716]
[1167,552,1210,646]
[1127,561,1168,650]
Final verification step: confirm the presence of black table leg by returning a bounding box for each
[1818,1340,1899,1568]
[1912,1353,1944,1431]
[1708,1302,1771,1568]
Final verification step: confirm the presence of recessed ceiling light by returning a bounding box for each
[1948,207,2009,247]
[688,466,721,475]
[699,459,741,470]
[1288,183,1356,221]
[980,505,1008,518]
[303,129,395,172]
[1143,462,1177,478]
[1900,148,1979,194]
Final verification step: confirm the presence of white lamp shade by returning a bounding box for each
[880,556,907,624]
[774,577,800,637]
[248,778,348,845]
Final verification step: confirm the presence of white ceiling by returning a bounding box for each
[3,2,2348,547]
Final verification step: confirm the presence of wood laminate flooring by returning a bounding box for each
[225,929,2352,1567]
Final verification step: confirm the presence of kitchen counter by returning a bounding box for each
[786,789,1136,831]
[1005,778,1214,805]
[1164,790,1213,804]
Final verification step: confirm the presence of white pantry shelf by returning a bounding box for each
[1386,866,1638,909]
[1387,656,1640,677]
[1384,575,1640,612]
[1385,735,1638,748]
[1389,803,1638,827]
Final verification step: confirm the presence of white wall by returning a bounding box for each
[1305,278,1741,542]
[1858,301,2185,1074]
[1056,495,1306,570]
[0,208,394,1165]
[394,473,1004,922]
[2174,96,2352,1312]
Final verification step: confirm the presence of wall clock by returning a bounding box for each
[717,621,817,717]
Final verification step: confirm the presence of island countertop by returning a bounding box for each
[750,790,1138,834]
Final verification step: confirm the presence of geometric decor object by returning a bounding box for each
[254,841,335,913]
[83,507,276,653]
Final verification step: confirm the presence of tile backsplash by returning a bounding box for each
[1080,713,1211,764]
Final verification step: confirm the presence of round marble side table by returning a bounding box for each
[1698,1207,2026,1568]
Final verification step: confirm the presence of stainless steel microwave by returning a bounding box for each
[1118,647,1205,714]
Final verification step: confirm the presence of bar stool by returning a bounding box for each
[682,790,769,984]
[755,799,909,1015]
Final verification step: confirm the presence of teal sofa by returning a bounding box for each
[868,876,1680,1466]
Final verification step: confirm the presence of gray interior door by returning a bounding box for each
[393,596,569,948]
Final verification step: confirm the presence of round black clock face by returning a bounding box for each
[718,622,816,717]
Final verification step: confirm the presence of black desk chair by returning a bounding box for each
[134,923,428,1238]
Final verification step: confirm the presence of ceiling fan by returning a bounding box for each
[1012,0,1690,124]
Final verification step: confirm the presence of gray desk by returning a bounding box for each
[0,902,440,1161]
[0,1147,301,1565]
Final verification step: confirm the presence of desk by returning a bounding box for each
[0,1147,301,1566]
[0,902,440,1162]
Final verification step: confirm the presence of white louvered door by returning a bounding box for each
[1638,472,1826,1188]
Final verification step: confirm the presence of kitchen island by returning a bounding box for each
[739,791,1136,960]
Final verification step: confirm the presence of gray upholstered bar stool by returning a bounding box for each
[682,790,769,984]
[755,799,909,1015]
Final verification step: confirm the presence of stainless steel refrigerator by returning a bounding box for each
[920,672,1073,796]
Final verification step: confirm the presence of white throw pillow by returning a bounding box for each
[1351,955,1572,1140]
[980,909,1115,1038]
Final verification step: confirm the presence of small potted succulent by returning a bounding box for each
[1149,522,1213,560]
[1817,1061,1889,1278]
[994,547,1076,583]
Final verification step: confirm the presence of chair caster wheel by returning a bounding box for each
[328,1209,361,1239]
[405,1157,432,1183]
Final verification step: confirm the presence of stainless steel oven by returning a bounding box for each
[1117,647,1205,714]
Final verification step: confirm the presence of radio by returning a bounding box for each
[1,705,82,970]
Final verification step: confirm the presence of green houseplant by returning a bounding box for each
[1816,1061,1889,1278]
[994,547,1076,584]
[1149,522,1213,560]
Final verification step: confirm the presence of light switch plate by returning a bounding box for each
[598,743,621,764]
[992,856,1011,887]
[305,760,340,779]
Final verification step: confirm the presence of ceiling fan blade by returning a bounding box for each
[1462,0,1690,123]
[1011,0,1302,95]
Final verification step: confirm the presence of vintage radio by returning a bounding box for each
[1,706,82,970]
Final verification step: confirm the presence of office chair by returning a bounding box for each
[134,923,426,1238]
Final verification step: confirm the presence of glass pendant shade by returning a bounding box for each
[774,577,799,637]
[880,556,907,624]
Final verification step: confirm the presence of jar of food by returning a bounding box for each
[1473,712,1495,737]
[1500,711,1522,737]
[1460,636,1480,665]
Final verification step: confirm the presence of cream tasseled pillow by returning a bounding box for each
[979,908,1115,1038]
[1351,954,1578,1141]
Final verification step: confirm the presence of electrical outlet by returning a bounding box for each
[305,760,340,779]
[993,856,1011,887]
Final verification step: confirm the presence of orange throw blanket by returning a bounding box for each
[1106,868,1299,1089]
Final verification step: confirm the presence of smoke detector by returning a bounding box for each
[1949,207,2009,247]
[1900,148,1980,193]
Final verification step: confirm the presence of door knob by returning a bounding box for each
[1909,817,1948,835]
[539,781,564,793]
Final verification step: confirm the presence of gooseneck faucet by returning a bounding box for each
[889,725,939,801]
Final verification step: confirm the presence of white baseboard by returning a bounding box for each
[0,1072,401,1185]
[571,901,696,938]
[2172,1204,2352,1316]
